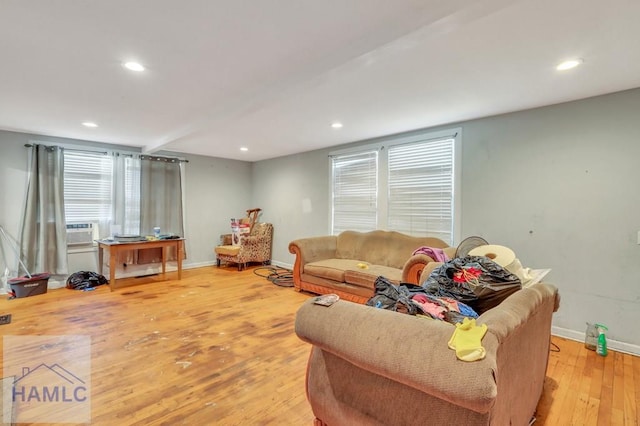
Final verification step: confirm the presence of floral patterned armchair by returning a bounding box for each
[215,222,273,271]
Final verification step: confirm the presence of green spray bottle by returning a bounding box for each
[595,324,608,357]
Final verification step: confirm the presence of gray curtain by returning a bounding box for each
[20,144,68,275]
[139,155,184,237]
[138,155,184,264]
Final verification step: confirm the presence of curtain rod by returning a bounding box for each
[24,143,107,155]
[24,143,188,162]
[140,154,189,163]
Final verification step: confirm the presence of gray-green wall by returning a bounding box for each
[2,88,639,353]
[253,88,640,353]
[0,130,252,279]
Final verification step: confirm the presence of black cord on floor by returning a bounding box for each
[550,341,560,352]
[253,266,294,287]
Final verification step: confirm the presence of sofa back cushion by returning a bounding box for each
[336,230,449,269]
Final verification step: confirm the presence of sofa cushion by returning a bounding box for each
[305,259,403,288]
[215,245,240,256]
[336,230,449,269]
[344,267,402,290]
[300,273,375,300]
[304,259,365,282]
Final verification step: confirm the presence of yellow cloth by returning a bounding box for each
[448,318,488,362]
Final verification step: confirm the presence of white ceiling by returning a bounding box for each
[1,0,639,162]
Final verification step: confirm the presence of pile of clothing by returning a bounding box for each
[366,254,522,324]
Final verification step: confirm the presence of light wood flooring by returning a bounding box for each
[0,265,638,425]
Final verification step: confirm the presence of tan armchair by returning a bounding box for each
[215,222,273,270]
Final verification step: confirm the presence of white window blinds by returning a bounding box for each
[331,151,378,234]
[388,137,454,243]
[329,129,459,245]
[63,151,113,223]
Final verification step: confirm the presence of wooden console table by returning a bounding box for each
[97,238,185,291]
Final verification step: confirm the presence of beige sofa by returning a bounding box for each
[288,230,454,303]
[295,282,560,425]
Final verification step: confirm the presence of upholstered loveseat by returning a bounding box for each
[295,282,560,425]
[288,230,454,303]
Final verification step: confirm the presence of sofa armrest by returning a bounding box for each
[401,254,436,284]
[403,246,457,284]
[478,282,559,342]
[418,261,445,286]
[295,299,499,414]
[288,236,338,290]
[288,235,337,263]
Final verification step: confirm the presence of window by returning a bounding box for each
[387,138,454,242]
[330,129,460,245]
[63,150,142,238]
[63,151,113,224]
[331,151,378,234]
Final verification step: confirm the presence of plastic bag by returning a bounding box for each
[366,276,418,315]
[422,255,522,314]
[584,322,598,351]
[66,271,108,290]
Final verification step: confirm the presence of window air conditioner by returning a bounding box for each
[66,223,99,246]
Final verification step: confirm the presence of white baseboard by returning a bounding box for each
[103,260,216,280]
[552,326,640,356]
[271,260,293,270]
[183,260,216,269]
[47,277,66,289]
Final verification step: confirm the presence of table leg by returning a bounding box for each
[98,245,104,275]
[109,246,117,292]
[162,245,167,278]
[177,240,183,280]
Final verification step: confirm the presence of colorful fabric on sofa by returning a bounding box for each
[366,276,478,323]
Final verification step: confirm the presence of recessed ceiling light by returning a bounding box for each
[556,59,583,71]
[331,122,343,129]
[240,147,249,152]
[123,62,145,72]
[82,122,98,128]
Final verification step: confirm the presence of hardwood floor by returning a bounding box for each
[537,336,640,426]
[0,266,314,425]
[0,266,637,425]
